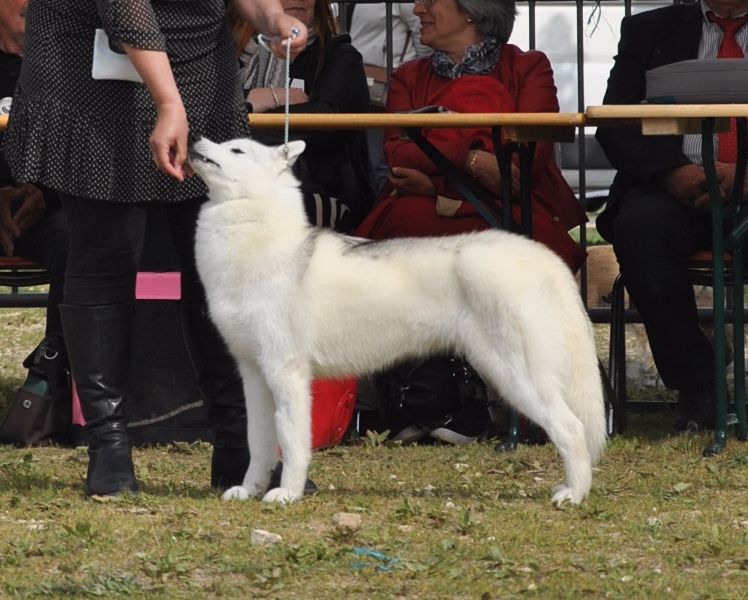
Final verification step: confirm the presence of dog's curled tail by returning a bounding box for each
[566,320,607,465]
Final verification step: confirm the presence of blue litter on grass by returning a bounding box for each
[350,547,400,572]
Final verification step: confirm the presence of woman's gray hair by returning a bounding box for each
[456,0,517,43]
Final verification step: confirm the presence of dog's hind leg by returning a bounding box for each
[261,360,312,504]
[222,360,278,501]
[466,346,592,506]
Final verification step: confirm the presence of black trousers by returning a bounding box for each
[59,193,247,446]
[605,185,716,391]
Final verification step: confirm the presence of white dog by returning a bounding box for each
[189,137,606,506]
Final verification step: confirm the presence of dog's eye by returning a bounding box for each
[230,148,245,154]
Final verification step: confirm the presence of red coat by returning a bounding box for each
[355,44,586,273]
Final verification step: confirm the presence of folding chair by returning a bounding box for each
[0,255,50,308]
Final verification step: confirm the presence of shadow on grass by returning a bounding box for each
[137,481,216,499]
[0,470,77,494]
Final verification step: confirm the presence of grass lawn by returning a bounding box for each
[1,300,748,599]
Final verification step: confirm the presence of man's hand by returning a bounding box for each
[658,164,713,210]
[0,186,21,255]
[14,184,46,232]
[0,184,47,256]
[712,161,748,205]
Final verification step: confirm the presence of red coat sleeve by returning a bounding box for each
[384,64,515,174]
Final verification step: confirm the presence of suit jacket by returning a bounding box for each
[595,2,703,240]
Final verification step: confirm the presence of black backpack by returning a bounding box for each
[374,355,499,443]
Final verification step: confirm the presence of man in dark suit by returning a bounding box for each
[596,0,748,431]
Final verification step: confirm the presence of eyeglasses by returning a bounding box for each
[413,0,437,7]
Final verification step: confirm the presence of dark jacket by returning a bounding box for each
[0,50,58,209]
[595,2,703,240]
[252,34,374,225]
[0,50,22,187]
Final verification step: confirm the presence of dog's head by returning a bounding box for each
[189,136,305,203]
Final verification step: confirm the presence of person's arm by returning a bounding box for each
[595,14,692,186]
[122,48,188,180]
[102,0,308,181]
[382,64,472,174]
[232,0,308,56]
[383,64,513,175]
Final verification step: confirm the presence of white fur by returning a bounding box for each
[190,137,606,506]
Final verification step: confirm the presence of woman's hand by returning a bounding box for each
[123,46,190,181]
[389,167,436,196]
[149,100,190,181]
[466,150,520,197]
[268,13,307,58]
[233,0,308,56]
[247,87,309,113]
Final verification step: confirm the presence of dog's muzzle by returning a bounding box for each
[187,148,218,168]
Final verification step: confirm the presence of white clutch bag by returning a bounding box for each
[91,29,143,83]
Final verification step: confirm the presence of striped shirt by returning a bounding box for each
[683,0,748,163]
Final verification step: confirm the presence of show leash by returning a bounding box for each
[256,28,299,167]
[283,30,296,162]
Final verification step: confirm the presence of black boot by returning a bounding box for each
[60,303,139,496]
[180,304,249,489]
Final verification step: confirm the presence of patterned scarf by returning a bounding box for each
[431,36,502,80]
[241,30,318,90]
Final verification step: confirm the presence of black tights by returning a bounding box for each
[60,194,206,306]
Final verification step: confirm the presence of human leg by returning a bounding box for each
[166,197,249,488]
[59,193,146,495]
[610,186,715,426]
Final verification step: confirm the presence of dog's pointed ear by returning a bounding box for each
[273,141,306,166]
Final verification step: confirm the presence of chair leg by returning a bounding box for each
[732,250,747,440]
[608,274,628,434]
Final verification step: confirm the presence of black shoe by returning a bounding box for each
[675,386,717,432]
[86,425,139,496]
[210,445,250,489]
[211,450,317,495]
[267,461,317,495]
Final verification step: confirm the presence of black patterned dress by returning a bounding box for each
[3,0,250,203]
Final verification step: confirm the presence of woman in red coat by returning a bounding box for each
[355,0,585,273]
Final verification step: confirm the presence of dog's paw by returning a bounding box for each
[262,487,302,504]
[221,486,252,501]
[551,484,585,507]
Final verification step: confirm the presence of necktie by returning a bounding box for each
[707,12,748,162]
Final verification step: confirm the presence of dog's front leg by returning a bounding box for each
[262,363,312,504]
[222,360,278,501]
